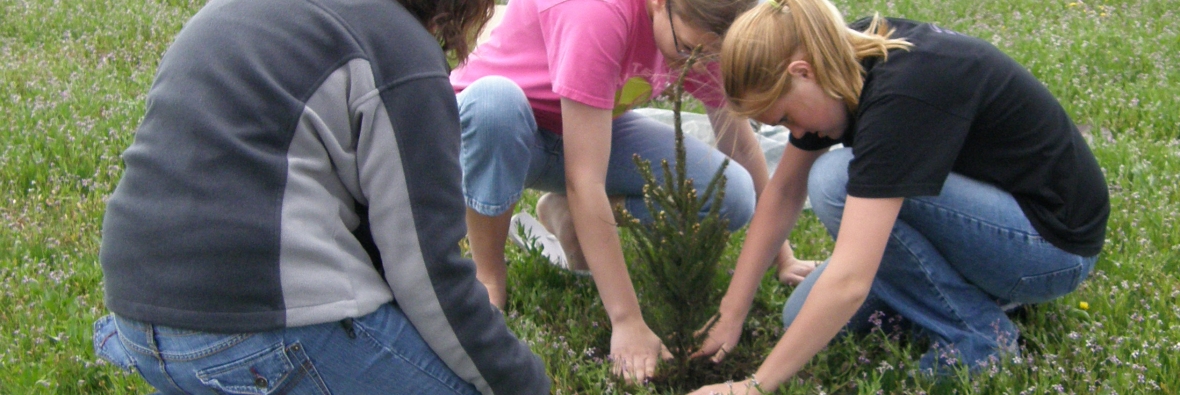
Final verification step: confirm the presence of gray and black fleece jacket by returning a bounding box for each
[98,0,549,393]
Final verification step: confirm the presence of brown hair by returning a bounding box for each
[721,0,912,117]
[397,0,495,64]
[671,0,758,41]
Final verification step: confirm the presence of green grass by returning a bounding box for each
[1,0,1177,393]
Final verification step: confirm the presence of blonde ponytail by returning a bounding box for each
[721,0,911,116]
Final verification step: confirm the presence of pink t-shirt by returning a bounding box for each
[450,0,725,134]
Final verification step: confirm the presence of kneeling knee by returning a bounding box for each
[718,167,755,231]
[459,76,533,133]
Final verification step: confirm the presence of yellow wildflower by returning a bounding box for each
[1079,301,1090,310]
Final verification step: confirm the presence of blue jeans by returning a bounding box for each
[456,76,755,230]
[782,148,1097,372]
[92,304,480,395]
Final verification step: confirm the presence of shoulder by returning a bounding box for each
[858,20,1013,116]
[319,0,442,54]
[536,0,634,24]
[321,0,451,82]
[534,0,641,51]
[536,0,632,12]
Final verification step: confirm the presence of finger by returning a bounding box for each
[621,358,634,384]
[710,344,729,363]
[644,355,658,383]
[626,356,645,384]
[695,314,720,337]
[691,338,718,359]
[630,369,641,385]
[621,357,638,384]
[611,355,625,378]
[784,274,805,286]
[802,259,821,271]
[660,344,673,360]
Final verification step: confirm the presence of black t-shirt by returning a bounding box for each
[790,18,1109,257]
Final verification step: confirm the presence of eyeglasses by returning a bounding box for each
[666,0,692,57]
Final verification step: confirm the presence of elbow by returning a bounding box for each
[845,284,871,309]
[824,270,874,311]
[833,283,872,316]
[562,176,604,199]
[564,182,587,197]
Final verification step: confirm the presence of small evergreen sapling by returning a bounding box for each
[614,53,732,382]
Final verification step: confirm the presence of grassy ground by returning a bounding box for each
[1,0,1177,393]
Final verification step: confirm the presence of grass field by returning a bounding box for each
[1,0,1177,393]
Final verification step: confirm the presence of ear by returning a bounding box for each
[651,0,666,13]
[786,60,814,81]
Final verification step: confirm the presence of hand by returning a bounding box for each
[609,319,672,384]
[775,246,819,286]
[691,312,743,363]
[688,379,765,395]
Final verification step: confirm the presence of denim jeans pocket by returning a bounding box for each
[196,341,330,395]
[92,314,135,373]
[1007,264,1085,304]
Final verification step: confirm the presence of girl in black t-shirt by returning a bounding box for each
[690,0,1108,392]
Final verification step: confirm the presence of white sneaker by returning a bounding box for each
[509,212,589,275]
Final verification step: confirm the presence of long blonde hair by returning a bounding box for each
[721,0,912,117]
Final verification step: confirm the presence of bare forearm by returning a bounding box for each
[752,197,904,390]
[558,97,644,325]
[720,129,769,195]
[719,179,807,317]
[565,185,642,324]
[709,108,770,195]
[754,272,870,388]
[719,146,821,318]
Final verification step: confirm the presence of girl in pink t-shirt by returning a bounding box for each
[451,0,817,383]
